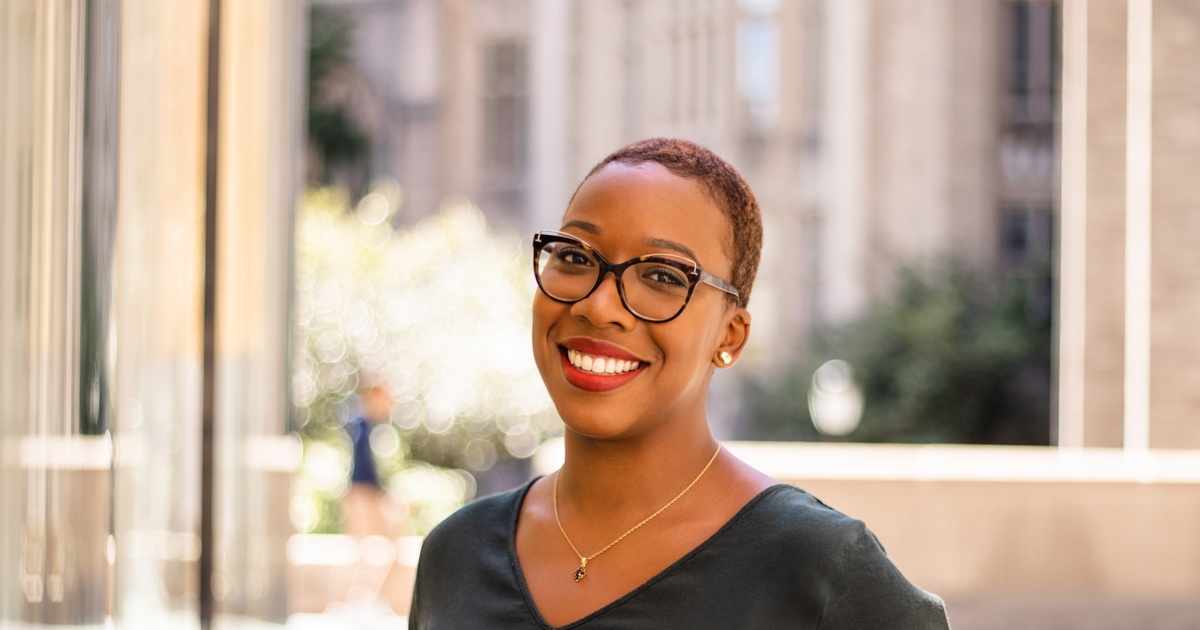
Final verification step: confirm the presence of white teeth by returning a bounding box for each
[566,348,642,375]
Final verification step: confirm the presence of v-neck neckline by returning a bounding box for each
[506,479,791,629]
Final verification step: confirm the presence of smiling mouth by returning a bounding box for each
[563,347,643,375]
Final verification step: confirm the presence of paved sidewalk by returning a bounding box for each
[945,595,1200,630]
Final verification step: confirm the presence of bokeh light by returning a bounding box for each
[291,181,558,534]
[808,359,864,437]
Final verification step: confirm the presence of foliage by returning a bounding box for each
[290,185,559,534]
[738,260,1052,445]
[306,5,369,184]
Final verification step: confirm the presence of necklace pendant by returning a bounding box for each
[573,566,587,582]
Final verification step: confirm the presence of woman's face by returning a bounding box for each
[532,161,750,440]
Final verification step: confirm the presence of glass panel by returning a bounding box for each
[0,0,38,622]
[3,1,304,626]
[1,0,115,624]
[112,0,208,626]
[211,0,305,624]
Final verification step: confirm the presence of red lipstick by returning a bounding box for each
[560,338,644,362]
[557,338,648,393]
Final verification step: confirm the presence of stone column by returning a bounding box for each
[1058,0,1200,449]
[1146,0,1200,449]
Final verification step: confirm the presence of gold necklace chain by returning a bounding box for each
[553,444,722,583]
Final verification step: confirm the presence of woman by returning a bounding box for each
[409,138,950,628]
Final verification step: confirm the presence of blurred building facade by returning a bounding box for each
[319,0,1060,364]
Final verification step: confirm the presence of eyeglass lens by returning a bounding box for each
[536,240,693,321]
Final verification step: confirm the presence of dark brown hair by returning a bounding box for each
[578,138,763,307]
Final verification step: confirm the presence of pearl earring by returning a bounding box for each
[718,351,733,366]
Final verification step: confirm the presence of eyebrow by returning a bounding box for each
[562,219,601,235]
[645,237,699,262]
[561,219,701,263]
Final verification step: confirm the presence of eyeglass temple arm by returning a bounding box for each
[699,270,739,298]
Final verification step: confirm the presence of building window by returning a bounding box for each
[737,0,780,131]
[999,0,1059,266]
[1001,205,1054,268]
[482,41,528,171]
[1005,1,1059,124]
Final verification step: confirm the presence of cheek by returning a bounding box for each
[530,293,563,360]
[694,306,734,362]
[659,307,727,372]
[530,313,553,383]
[531,292,557,334]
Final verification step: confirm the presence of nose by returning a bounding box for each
[570,271,637,330]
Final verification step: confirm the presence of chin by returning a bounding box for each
[559,412,642,442]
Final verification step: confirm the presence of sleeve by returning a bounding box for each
[407,535,429,630]
[406,515,452,630]
[816,528,950,630]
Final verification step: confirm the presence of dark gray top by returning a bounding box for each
[409,481,950,629]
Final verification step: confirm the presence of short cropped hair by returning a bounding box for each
[579,138,763,308]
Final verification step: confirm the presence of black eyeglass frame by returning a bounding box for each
[532,230,740,323]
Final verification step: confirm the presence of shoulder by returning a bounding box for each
[411,482,529,596]
[420,481,528,557]
[743,485,868,560]
[742,485,949,629]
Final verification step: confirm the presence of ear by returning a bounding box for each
[714,307,751,368]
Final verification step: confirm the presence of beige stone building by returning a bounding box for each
[330,0,1062,366]
[1058,0,1200,451]
[334,0,1200,451]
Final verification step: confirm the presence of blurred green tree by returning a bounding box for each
[306,5,369,185]
[737,260,1052,445]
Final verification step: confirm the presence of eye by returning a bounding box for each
[640,265,689,288]
[554,246,594,267]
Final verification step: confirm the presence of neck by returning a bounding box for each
[556,424,721,520]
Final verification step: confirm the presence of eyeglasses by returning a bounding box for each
[532,231,739,323]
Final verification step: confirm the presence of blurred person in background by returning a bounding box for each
[409,138,949,628]
[338,382,399,610]
[343,383,392,539]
